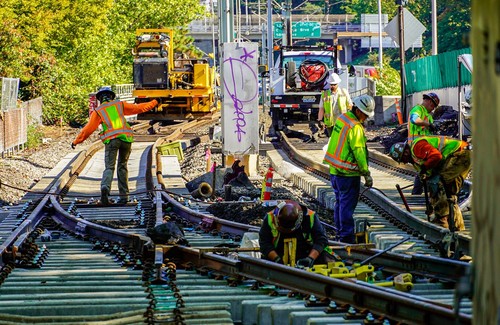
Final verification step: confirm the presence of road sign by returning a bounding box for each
[273,21,321,39]
[384,8,425,51]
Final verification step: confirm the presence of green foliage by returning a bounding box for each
[26,124,44,149]
[342,0,471,56]
[341,0,398,22]
[434,0,471,51]
[0,0,207,125]
[0,0,472,124]
[365,52,401,96]
[295,3,323,15]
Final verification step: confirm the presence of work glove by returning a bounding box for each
[428,123,437,133]
[71,142,76,150]
[296,256,315,268]
[317,120,325,129]
[419,168,428,181]
[363,175,373,188]
[273,256,284,265]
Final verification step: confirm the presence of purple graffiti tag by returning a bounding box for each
[240,48,256,62]
[230,93,250,141]
[223,54,258,142]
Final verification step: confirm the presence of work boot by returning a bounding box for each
[117,196,128,205]
[101,188,110,206]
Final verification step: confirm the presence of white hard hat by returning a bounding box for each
[353,94,375,117]
[328,73,341,84]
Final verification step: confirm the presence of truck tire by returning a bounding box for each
[286,61,297,88]
[270,108,284,133]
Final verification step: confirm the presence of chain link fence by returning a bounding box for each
[1,82,133,156]
[1,78,19,112]
[1,78,43,156]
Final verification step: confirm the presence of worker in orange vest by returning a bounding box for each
[71,87,158,205]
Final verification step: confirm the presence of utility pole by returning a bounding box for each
[431,0,438,55]
[267,0,273,75]
[282,0,292,46]
[397,1,406,120]
[218,0,234,44]
[377,0,383,68]
[472,0,500,323]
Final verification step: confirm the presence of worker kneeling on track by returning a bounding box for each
[389,136,472,231]
[259,200,337,268]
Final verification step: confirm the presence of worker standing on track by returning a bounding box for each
[323,94,375,244]
[407,92,440,195]
[259,200,337,268]
[317,73,353,137]
[389,136,471,231]
[71,86,158,205]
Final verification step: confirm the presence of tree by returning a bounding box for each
[365,52,400,95]
[0,0,208,124]
[341,0,398,22]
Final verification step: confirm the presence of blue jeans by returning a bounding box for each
[330,174,360,244]
[101,138,132,201]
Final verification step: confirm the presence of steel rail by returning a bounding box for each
[0,120,159,266]
[44,116,211,253]
[160,191,260,237]
[151,123,470,277]
[332,245,469,282]
[164,246,472,325]
[0,145,94,266]
[278,131,472,256]
[49,196,149,253]
[145,120,473,322]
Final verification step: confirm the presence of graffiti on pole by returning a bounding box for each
[222,43,259,154]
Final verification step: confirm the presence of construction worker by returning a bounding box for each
[407,92,440,195]
[317,73,352,137]
[259,200,336,268]
[323,94,375,244]
[388,136,471,231]
[71,86,158,205]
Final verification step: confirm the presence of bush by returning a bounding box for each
[26,124,44,149]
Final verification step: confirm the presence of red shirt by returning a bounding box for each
[412,140,442,170]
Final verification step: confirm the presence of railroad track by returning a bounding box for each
[276,131,472,259]
[0,119,473,324]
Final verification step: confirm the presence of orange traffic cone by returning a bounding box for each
[395,99,403,124]
[261,167,274,200]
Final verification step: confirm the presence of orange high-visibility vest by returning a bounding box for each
[95,100,134,143]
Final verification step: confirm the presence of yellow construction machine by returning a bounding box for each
[132,28,219,120]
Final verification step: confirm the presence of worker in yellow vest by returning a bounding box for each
[317,73,352,137]
[389,136,471,231]
[407,92,440,195]
[72,86,158,205]
[259,200,337,268]
[323,94,375,243]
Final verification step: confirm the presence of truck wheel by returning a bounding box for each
[286,61,297,88]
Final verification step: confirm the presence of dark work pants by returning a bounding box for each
[412,175,423,195]
[101,138,132,201]
[330,174,361,244]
